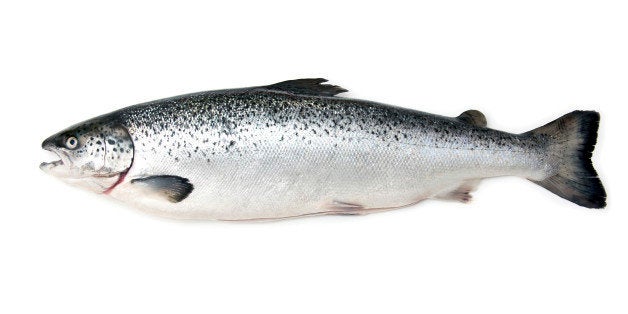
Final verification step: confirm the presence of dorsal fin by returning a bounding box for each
[457,110,487,127]
[264,78,348,97]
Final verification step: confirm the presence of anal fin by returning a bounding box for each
[435,179,481,203]
[130,175,194,203]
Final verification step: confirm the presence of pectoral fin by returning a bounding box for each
[130,175,194,203]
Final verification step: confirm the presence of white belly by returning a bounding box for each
[108,137,546,220]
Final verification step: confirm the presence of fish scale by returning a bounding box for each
[40,79,606,220]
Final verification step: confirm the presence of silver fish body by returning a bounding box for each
[41,79,606,220]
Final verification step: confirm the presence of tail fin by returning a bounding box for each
[525,111,606,208]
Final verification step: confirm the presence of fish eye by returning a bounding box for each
[65,136,79,149]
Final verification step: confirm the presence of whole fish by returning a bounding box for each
[40,79,606,220]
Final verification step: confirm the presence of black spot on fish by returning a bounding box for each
[107,139,116,145]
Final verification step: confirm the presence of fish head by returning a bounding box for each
[40,117,134,193]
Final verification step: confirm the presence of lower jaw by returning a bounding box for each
[39,160,63,171]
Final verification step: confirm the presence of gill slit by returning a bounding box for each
[103,125,135,195]
[103,169,129,195]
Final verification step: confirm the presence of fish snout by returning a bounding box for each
[41,136,56,150]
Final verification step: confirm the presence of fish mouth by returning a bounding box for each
[40,143,67,172]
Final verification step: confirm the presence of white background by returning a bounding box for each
[1,1,626,313]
